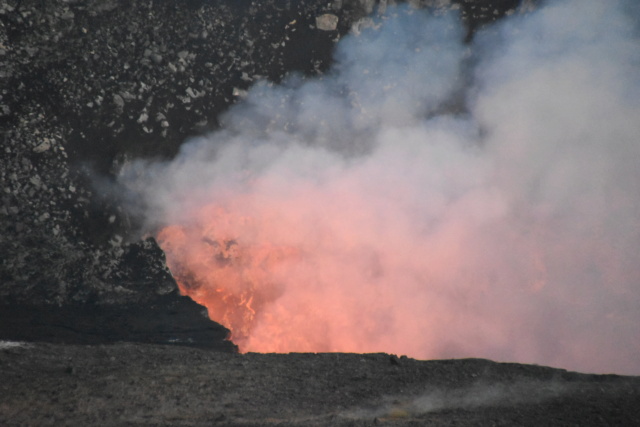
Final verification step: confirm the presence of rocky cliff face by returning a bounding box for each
[1,0,350,306]
[0,0,522,346]
[0,0,388,348]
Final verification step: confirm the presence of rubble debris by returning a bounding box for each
[316,13,339,31]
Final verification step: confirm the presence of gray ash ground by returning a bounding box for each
[2,0,639,425]
[2,341,640,426]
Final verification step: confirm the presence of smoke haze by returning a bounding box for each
[120,0,640,375]
[344,379,570,419]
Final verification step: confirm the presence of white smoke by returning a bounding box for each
[343,379,571,420]
[120,0,640,375]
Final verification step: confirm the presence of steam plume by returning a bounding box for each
[343,379,570,419]
[120,0,640,375]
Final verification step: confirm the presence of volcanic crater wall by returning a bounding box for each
[1,0,524,347]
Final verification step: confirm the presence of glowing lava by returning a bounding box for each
[157,205,301,348]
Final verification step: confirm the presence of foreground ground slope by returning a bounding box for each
[1,342,639,426]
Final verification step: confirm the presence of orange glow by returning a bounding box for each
[155,171,552,356]
[134,0,640,376]
[152,159,640,377]
[157,211,301,347]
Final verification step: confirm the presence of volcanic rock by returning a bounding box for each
[316,13,340,31]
